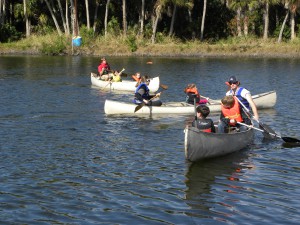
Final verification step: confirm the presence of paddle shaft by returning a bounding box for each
[237,122,280,138]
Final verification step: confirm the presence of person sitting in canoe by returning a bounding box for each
[133,76,162,106]
[132,72,141,82]
[111,70,122,82]
[98,57,113,81]
[192,105,216,133]
[184,83,209,105]
[225,76,259,120]
[218,95,251,133]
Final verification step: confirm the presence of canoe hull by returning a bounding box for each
[91,73,160,92]
[184,126,254,162]
[104,91,276,115]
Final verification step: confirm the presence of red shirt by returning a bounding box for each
[98,62,110,74]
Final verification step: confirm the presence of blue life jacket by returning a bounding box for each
[133,83,149,104]
[234,87,250,109]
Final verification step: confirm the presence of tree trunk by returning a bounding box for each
[263,2,269,40]
[23,0,30,37]
[65,0,70,35]
[140,0,145,35]
[45,0,62,36]
[169,4,176,36]
[104,0,111,38]
[151,4,161,44]
[200,0,207,41]
[122,0,127,36]
[93,0,100,33]
[236,7,242,37]
[278,10,289,43]
[290,11,296,40]
[85,0,90,29]
[57,0,68,34]
[243,16,248,36]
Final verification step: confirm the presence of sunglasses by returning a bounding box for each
[229,81,238,85]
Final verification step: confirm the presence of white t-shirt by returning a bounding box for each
[226,87,251,99]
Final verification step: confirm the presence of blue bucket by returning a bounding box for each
[72,36,82,47]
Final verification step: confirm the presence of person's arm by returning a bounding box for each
[245,93,259,120]
[135,87,149,104]
[210,120,216,133]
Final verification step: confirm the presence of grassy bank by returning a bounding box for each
[1,33,300,58]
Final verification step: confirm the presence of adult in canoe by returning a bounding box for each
[226,76,259,120]
[98,57,112,81]
[133,76,162,106]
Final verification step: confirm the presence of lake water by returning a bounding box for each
[0,56,299,224]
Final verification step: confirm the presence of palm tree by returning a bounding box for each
[23,0,30,37]
[104,0,111,38]
[85,0,90,29]
[122,0,127,36]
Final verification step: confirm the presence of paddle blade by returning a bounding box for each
[282,136,300,143]
[121,72,128,77]
[259,123,278,139]
[160,84,168,90]
[134,103,145,113]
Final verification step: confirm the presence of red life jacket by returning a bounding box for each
[221,98,243,126]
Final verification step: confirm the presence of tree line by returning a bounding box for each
[0,0,299,44]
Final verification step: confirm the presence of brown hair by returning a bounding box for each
[221,95,235,108]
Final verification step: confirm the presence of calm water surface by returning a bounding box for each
[0,56,299,224]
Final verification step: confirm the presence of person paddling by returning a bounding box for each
[98,57,113,81]
[132,72,142,82]
[133,76,162,106]
[218,95,251,133]
[225,76,259,121]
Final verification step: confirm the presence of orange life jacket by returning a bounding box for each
[185,87,200,98]
[221,98,243,125]
[132,75,141,82]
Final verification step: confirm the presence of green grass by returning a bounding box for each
[1,33,300,57]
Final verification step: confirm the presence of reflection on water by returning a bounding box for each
[184,151,256,222]
[0,56,300,224]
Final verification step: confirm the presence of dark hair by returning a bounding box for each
[196,105,210,118]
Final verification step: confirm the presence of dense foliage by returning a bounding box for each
[0,0,299,45]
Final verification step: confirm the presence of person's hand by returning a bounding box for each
[143,99,149,104]
[156,92,161,97]
[230,119,236,124]
[253,115,259,121]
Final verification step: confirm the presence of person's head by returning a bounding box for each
[136,76,150,87]
[221,95,235,108]
[184,83,197,93]
[135,72,141,78]
[196,105,210,118]
[101,57,107,63]
[227,76,240,87]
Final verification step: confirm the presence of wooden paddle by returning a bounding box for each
[237,122,300,144]
[234,96,277,139]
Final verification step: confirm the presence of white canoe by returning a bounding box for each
[104,90,276,115]
[91,73,160,92]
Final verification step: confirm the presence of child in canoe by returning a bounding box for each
[192,105,216,133]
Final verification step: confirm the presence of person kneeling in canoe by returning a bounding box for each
[133,76,162,106]
[184,83,209,105]
[192,105,216,133]
[218,95,251,133]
